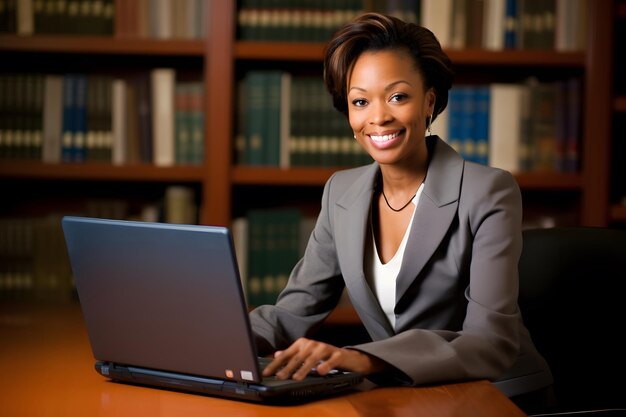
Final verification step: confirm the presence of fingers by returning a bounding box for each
[262,338,337,380]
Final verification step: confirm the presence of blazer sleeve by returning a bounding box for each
[250,173,346,355]
[348,167,524,387]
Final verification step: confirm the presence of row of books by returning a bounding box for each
[237,0,422,42]
[115,0,207,40]
[0,70,204,166]
[0,215,73,302]
[437,78,581,174]
[235,71,372,168]
[237,0,585,51]
[232,208,316,307]
[0,0,114,35]
[0,186,198,301]
[424,0,586,51]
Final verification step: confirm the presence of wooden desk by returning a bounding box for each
[0,302,526,417]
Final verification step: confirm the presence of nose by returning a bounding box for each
[369,101,392,125]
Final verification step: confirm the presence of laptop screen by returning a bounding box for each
[62,216,262,384]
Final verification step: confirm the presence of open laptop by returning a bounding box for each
[61,216,363,403]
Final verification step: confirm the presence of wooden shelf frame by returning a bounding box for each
[0,35,205,56]
[0,161,205,182]
[231,166,582,190]
[235,41,585,67]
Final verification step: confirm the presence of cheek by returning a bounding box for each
[348,111,364,133]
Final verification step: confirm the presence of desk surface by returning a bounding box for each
[0,302,526,417]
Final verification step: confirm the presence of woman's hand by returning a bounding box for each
[262,337,387,380]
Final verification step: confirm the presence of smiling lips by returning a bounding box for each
[369,131,402,143]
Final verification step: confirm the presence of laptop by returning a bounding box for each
[61,216,363,403]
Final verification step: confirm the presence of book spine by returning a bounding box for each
[61,74,76,162]
[174,82,191,165]
[473,85,490,166]
[488,83,523,173]
[244,71,266,166]
[151,68,176,166]
[42,75,63,164]
[73,74,88,162]
[189,81,204,165]
[111,78,128,165]
[264,71,282,167]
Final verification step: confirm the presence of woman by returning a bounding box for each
[250,12,553,404]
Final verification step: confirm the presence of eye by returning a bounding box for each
[390,93,408,103]
[351,98,368,107]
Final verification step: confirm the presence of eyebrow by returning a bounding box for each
[348,80,412,94]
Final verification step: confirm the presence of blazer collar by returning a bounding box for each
[334,136,463,337]
[395,136,463,305]
[335,164,394,338]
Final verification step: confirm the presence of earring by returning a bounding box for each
[427,114,433,136]
[353,134,357,139]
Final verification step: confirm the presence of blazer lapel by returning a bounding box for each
[395,136,464,304]
[334,164,396,339]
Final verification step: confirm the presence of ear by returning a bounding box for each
[424,88,436,115]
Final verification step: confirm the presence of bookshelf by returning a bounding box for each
[0,1,619,311]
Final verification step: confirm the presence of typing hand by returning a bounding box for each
[261,337,385,381]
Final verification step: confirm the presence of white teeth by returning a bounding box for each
[370,131,400,142]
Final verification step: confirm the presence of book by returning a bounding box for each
[527,80,558,171]
[164,185,197,224]
[135,72,152,163]
[447,87,464,158]
[234,79,247,165]
[73,74,87,162]
[473,85,490,166]
[42,74,63,164]
[188,81,204,165]
[465,0,486,48]
[16,0,33,35]
[125,76,142,164]
[564,77,581,172]
[232,216,249,302]
[174,82,192,164]
[504,0,519,48]
[264,71,282,167]
[111,78,128,165]
[420,0,453,48]
[482,0,505,50]
[244,71,266,166]
[279,72,292,169]
[150,68,176,166]
[61,74,76,162]
[449,0,467,49]
[488,83,526,173]
[555,0,586,51]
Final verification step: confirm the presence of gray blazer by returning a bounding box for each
[250,136,553,397]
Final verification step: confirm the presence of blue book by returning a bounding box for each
[504,0,518,49]
[473,86,490,166]
[458,86,477,163]
[447,87,464,158]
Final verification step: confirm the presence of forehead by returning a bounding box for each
[348,48,423,89]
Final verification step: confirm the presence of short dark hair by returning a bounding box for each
[323,12,454,121]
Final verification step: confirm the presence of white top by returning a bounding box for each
[365,183,424,330]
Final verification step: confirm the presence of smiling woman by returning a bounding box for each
[249,12,554,415]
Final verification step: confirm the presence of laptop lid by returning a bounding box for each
[62,216,363,402]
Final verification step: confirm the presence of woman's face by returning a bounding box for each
[347,48,435,166]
